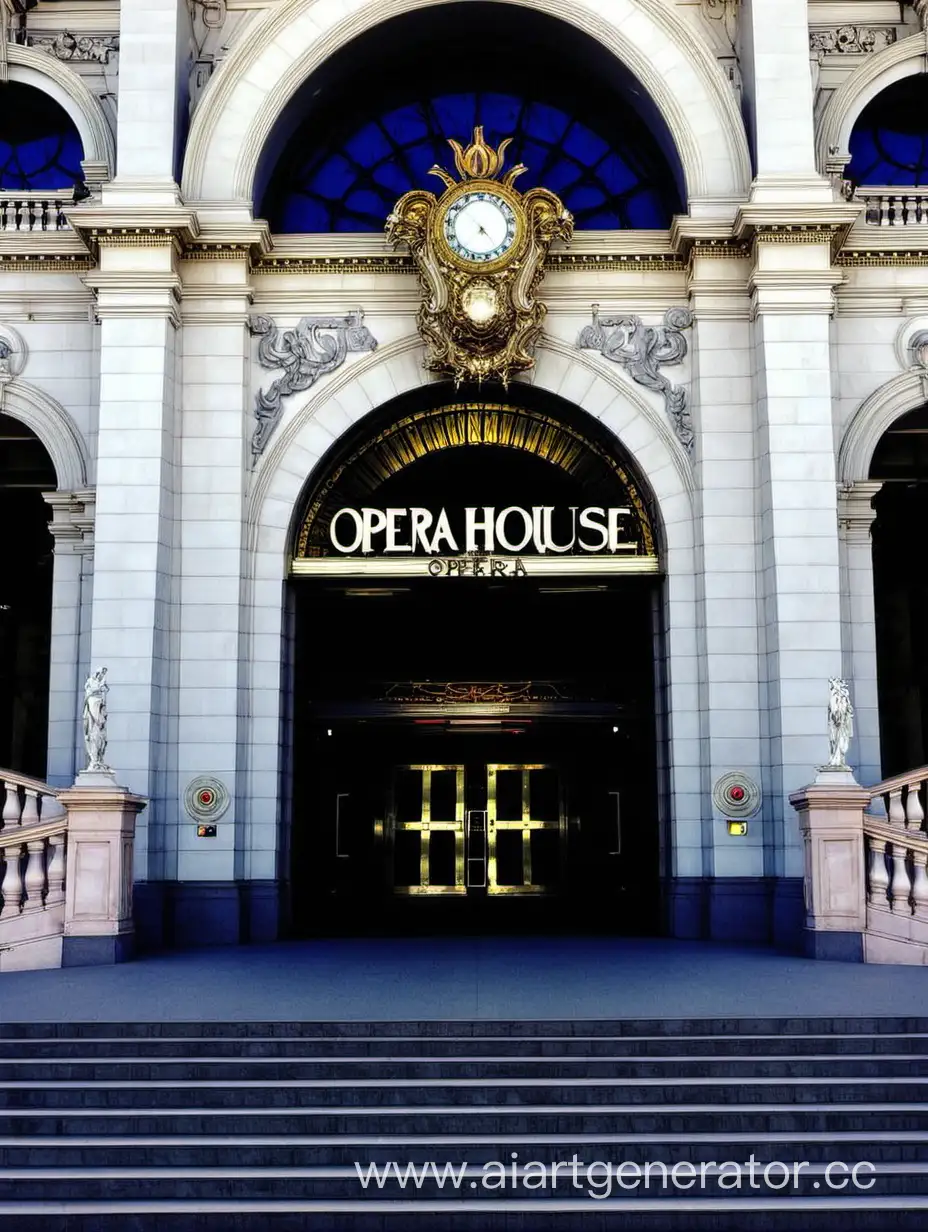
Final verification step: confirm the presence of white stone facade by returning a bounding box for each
[2,0,927,948]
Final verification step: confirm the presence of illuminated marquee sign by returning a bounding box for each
[328,506,635,556]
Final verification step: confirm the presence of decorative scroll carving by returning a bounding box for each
[82,667,110,774]
[578,306,695,453]
[809,26,896,54]
[826,678,854,771]
[249,312,378,462]
[31,33,119,64]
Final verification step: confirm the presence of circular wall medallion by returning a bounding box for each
[184,775,231,823]
[0,324,27,379]
[713,772,761,819]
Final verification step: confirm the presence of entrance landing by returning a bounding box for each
[3,937,928,1023]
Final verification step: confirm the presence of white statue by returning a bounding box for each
[82,667,111,772]
[826,677,854,769]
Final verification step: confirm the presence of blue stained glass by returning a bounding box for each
[265,89,678,232]
[0,83,85,190]
[847,77,928,187]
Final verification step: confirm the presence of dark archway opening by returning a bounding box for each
[285,384,665,937]
[0,82,85,191]
[257,3,685,232]
[847,76,928,188]
[0,414,54,776]
[871,403,928,775]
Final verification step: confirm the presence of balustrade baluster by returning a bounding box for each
[905,783,926,833]
[0,845,24,918]
[20,791,39,827]
[2,784,21,828]
[45,834,66,906]
[891,196,904,226]
[22,840,47,913]
[912,851,928,916]
[889,842,913,911]
[888,788,905,828]
[868,836,890,904]
[879,195,891,226]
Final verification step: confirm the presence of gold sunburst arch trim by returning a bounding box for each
[294,402,657,559]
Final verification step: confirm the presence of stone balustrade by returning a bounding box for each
[863,767,928,961]
[855,187,928,227]
[0,192,73,232]
[0,770,68,971]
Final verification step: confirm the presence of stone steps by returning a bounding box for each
[1,1018,926,1228]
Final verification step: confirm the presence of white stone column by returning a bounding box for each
[740,0,831,201]
[110,0,190,200]
[749,233,845,897]
[170,253,259,943]
[688,246,768,939]
[85,235,182,888]
[43,491,96,787]
[839,481,882,787]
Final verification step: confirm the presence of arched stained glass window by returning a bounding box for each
[0,82,84,191]
[258,4,683,234]
[268,93,676,233]
[847,76,928,187]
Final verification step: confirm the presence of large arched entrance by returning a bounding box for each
[0,413,55,777]
[285,385,666,935]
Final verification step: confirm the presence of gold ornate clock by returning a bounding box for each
[386,127,573,386]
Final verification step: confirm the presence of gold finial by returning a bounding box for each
[429,127,528,188]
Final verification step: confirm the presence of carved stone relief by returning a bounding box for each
[578,306,695,454]
[250,312,378,462]
[30,33,119,64]
[809,27,896,55]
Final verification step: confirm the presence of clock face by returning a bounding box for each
[444,192,517,263]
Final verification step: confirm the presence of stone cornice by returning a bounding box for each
[838,480,881,544]
[734,201,864,251]
[63,207,201,255]
[43,489,96,557]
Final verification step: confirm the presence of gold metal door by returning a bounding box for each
[387,765,466,895]
[487,764,564,894]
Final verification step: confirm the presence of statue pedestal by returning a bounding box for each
[790,776,870,962]
[56,780,147,967]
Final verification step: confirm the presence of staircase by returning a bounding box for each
[1,1018,928,1229]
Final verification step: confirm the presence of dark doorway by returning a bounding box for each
[0,414,54,777]
[289,575,661,936]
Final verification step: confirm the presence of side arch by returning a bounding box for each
[838,369,928,485]
[817,32,927,177]
[0,380,90,491]
[182,0,750,210]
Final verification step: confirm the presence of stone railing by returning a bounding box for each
[854,187,928,227]
[0,770,68,972]
[0,191,73,232]
[862,767,928,962]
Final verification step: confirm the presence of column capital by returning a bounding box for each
[42,489,96,556]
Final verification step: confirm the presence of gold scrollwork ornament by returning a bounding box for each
[386,127,573,387]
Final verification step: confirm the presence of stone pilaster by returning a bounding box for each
[82,228,188,886]
[110,0,190,202]
[747,229,847,894]
[170,254,254,935]
[686,243,769,937]
[740,0,832,202]
[838,481,882,788]
[43,490,96,787]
